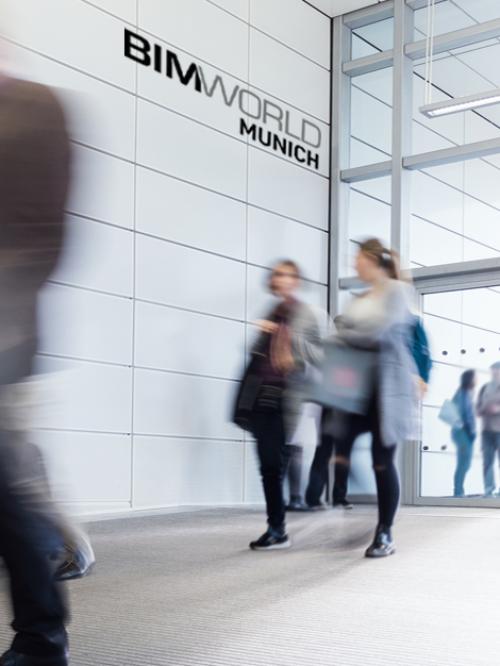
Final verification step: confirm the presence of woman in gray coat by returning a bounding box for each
[332,238,418,558]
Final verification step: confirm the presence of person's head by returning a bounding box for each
[490,362,500,384]
[354,238,400,284]
[460,370,476,391]
[268,260,301,299]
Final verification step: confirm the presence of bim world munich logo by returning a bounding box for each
[124,28,322,171]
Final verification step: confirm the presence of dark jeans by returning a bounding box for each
[253,410,287,533]
[481,431,500,496]
[305,408,349,506]
[452,428,474,497]
[0,342,68,658]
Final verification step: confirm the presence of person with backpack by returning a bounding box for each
[308,239,419,557]
[304,246,432,515]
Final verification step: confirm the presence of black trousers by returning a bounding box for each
[253,410,287,533]
[0,343,68,658]
[305,408,350,505]
[307,401,400,527]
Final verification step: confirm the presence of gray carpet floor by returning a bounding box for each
[1,505,500,666]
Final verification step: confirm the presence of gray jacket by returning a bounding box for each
[476,383,500,433]
[252,300,322,439]
[336,280,418,447]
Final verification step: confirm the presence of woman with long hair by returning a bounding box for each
[331,238,418,558]
[451,370,477,497]
[233,260,322,550]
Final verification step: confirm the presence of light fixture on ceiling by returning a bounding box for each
[418,0,500,119]
[420,88,500,118]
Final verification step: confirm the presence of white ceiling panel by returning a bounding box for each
[305,0,382,18]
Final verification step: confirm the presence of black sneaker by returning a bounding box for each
[249,530,291,551]
[306,501,328,511]
[365,525,395,558]
[333,500,354,510]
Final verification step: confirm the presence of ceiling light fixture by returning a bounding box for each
[420,88,500,118]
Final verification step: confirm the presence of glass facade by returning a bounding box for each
[421,286,500,497]
[333,0,500,506]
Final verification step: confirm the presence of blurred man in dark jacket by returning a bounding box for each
[0,72,71,666]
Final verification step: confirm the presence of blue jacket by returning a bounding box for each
[453,389,476,441]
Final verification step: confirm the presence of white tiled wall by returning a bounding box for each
[1,0,331,513]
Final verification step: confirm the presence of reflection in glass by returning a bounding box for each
[421,286,500,499]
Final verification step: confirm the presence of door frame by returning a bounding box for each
[402,266,500,509]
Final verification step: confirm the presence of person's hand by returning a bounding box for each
[255,320,279,334]
[415,376,428,399]
[488,403,500,415]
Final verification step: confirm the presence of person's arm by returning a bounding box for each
[476,385,487,417]
[291,306,324,367]
[462,392,476,439]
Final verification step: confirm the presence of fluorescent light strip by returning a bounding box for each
[420,87,500,118]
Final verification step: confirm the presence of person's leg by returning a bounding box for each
[495,433,500,495]
[332,414,362,506]
[365,399,399,558]
[305,409,334,507]
[0,434,68,662]
[285,444,303,504]
[253,411,287,535]
[372,441,399,529]
[461,433,474,496]
[332,444,353,505]
[452,429,468,497]
[481,431,496,496]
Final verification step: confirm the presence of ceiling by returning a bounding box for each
[306,0,384,17]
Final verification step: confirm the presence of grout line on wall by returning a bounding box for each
[67,206,329,242]
[78,0,331,76]
[301,0,332,20]
[35,426,245,443]
[133,95,330,179]
[423,311,500,338]
[64,212,330,273]
[67,147,330,232]
[37,349,250,383]
[242,0,251,505]
[129,0,139,510]
[411,211,500,256]
[205,0,331,72]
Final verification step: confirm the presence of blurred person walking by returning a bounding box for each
[476,362,500,497]
[233,260,322,550]
[0,72,71,665]
[450,370,477,498]
[305,248,430,519]
[318,239,418,558]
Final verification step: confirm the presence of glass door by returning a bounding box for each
[413,282,500,507]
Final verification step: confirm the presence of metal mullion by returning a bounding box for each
[391,0,413,266]
[343,1,394,30]
[343,50,394,77]
[329,16,352,317]
[406,17,500,61]
[404,138,500,170]
[341,160,392,182]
